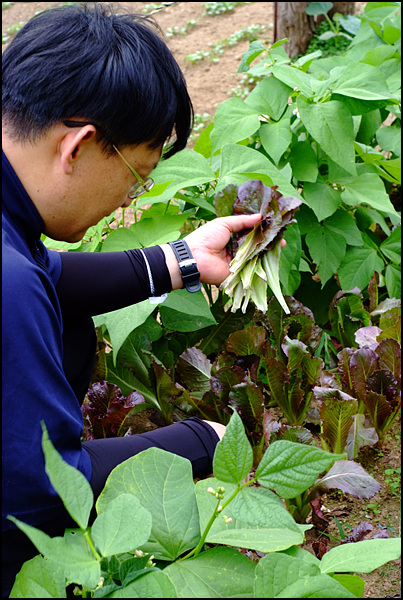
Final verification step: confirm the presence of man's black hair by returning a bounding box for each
[2,2,193,157]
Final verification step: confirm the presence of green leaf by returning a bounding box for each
[102,216,189,252]
[237,39,266,73]
[306,2,333,15]
[331,62,398,101]
[332,574,365,599]
[302,182,341,222]
[338,244,385,292]
[139,148,216,208]
[7,517,100,590]
[159,289,217,332]
[385,264,401,298]
[341,173,399,217]
[380,225,401,263]
[260,117,293,166]
[164,546,255,598]
[323,210,364,246]
[195,478,305,552]
[217,144,302,200]
[41,423,93,531]
[212,409,253,484]
[376,124,401,157]
[255,440,346,499]
[255,552,355,599]
[289,141,318,183]
[271,65,314,97]
[108,570,177,598]
[231,486,301,533]
[320,538,402,574]
[10,555,67,599]
[91,494,152,557]
[96,448,200,561]
[210,97,260,154]
[297,98,356,176]
[101,301,156,364]
[306,223,346,287]
[245,76,292,121]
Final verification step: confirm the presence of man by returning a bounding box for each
[2,3,263,595]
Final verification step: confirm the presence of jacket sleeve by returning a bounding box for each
[54,246,172,318]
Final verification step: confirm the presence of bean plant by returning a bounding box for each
[8,413,401,598]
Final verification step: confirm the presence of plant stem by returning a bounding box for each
[84,529,102,561]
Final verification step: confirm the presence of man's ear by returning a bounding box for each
[60,124,97,174]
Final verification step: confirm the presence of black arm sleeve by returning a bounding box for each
[56,247,172,318]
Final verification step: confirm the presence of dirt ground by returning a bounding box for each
[2,2,400,598]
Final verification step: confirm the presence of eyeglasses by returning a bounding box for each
[63,120,155,199]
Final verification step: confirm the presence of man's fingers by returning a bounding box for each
[222,214,262,233]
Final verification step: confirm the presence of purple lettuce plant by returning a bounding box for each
[214,181,301,314]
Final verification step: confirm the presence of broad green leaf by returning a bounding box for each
[279,223,302,296]
[332,574,365,599]
[108,570,177,598]
[231,486,301,533]
[338,245,385,292]
[320,538,402,574]
[306,223,346,287]
[195,479,305,553]
[101,301,156,364]
[138,148,215,208]
[341,173,399,217]
[101,215,189,251]
[159,289,217,332]
[213,409,253,484]
[260,117,293,166]
[207,527,304,553]
[385,264,401,299]
[255,440,346,499]
[297,98,356,176]
[7,517,100,590]
[10,555,66,599]
[380,224,401,263]
[331,62,396,101]
[323,210,364,246]
[271,64,314,97]
[245,76,292,121]
[96,448,200,561]
[289,141,318,183]
[164,546,255,598]
[210,97,260,154]
[92,494,152,557]
[217,144,302,200]
[255,552,323,598]
[41,423,93,531]
[376,123,401,156]
[302,182,341,222]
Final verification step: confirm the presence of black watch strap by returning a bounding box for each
[168,239,201,293]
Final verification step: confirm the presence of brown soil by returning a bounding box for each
[2,3,400,598]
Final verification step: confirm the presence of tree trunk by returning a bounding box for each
[274,2,356,58]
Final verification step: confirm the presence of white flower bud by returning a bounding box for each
[207,487,216,495]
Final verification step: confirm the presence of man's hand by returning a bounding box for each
[184,214,263,286]
[162,214,286,289]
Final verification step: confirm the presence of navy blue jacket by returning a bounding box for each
[2,151,171,531]
[2,151,93,531]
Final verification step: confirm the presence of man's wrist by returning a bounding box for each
[161,244,184,290]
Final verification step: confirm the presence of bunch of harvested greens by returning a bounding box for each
[214,181,301,314]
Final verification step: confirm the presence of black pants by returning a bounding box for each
[2,316,219,597]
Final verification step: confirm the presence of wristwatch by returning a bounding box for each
[168,239,201,293]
